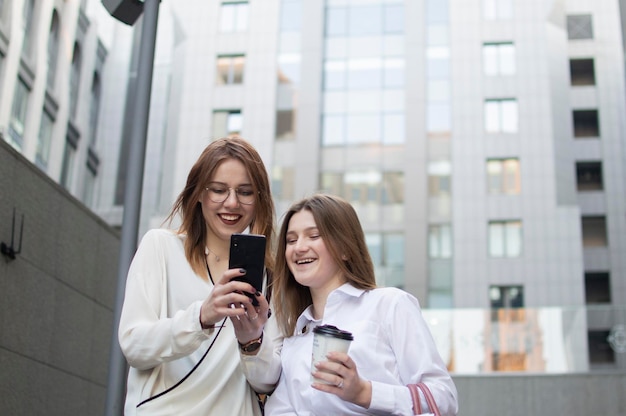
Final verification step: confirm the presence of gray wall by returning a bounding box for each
[0,139,120,415]
[454,373,626,415]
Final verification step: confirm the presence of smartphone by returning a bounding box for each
[229,233,266,306]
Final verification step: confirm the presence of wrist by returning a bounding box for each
[199,313,215,330]
[238,332,263,355]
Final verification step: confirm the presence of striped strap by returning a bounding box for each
[408,383,421,414]
[416,382,441,416]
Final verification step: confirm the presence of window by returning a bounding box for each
[428,160,451,196]
[47,11,60,89]
[485,99,518,133]
[487,158,520,195]
[576,161,603,191]
[89,72,101,146]
[483,0,513,20]
[271,166,295,201]
[489,285,524,316]
[429,224,452,258]
[220,1,249,33]
[488,220,522,257]
[36,111,54,170]
[21,0,35,57]
[483,42,515,76]
[60,139,77,190]
[585,272,611,304]
[275,109,296,140]
[588,330,614,365]
[69,42,82,120]
[8,78,30,150]
[366,233,405,288]
[320,171,404,207]
[570,59,595,86]
[216,55,244,85]
[581,216,607,247]
[213,110,242,138]
[567,15,593,40]
[326,4,404,37]
[280,0,302,32]
[573,110,599,138]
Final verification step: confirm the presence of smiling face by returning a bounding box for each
[199,158,256,244]
[285,209,345,295]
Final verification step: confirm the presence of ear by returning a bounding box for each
[341,254,348,261]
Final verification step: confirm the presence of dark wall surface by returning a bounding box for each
[0,140,120,415]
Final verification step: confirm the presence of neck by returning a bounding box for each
[310,279,346,320]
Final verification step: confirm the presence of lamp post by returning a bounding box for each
[101,1,160,414]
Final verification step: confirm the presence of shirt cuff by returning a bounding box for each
[367,380,414,416]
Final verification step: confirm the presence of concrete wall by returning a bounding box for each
[454,373,626,415]
[0,139,120,415]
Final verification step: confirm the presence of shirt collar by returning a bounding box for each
[294,283,366,335]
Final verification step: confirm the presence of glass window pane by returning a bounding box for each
[489,222,504,257]
[327,7,347,36]
[324,60,347,89]
[427,104,451,132]
[323,115,345,146]
[235,3,249,31]
[278,54,301,84]
[348,58,382,89]
[384,5,404,33]
[485,101,500,132]
[501,100,518,133]
[500,44,515,74]
[383,114,404,144]
[483,44,498,76]
[366,234,383,266]
[505,221,522,257]
[347,114,380,144]
[349,6,382,36]
[384,58,404,88]
[280,1,302,31]
[427,58,450,80]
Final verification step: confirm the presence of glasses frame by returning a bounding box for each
[204,185,257,205]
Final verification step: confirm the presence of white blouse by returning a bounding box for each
[118,229,280,416]
[264,284,458,416]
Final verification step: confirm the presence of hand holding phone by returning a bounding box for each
[229,233,266,306]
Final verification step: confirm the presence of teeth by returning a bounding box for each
[220,214,239,221]
[296,258,315,265]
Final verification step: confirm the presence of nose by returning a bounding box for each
[293,238,308,253]
[223,188,240,207]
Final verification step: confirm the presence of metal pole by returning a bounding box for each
[104,1,160,414]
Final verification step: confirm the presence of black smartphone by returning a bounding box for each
[229,233,266,306]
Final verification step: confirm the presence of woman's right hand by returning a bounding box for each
[199,268,259,328]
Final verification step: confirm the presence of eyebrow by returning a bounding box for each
[207,181,253,187]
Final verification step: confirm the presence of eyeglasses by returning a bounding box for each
[204,185,256,205]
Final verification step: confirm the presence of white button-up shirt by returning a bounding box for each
[264,284,458,415]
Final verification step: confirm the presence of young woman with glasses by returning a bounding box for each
[118,137,282,415]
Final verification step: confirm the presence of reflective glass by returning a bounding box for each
[322,115,345,146]
[349,6,382,36]
[326,7,348,36]
[383,114,405,144]
[347,114,381,144]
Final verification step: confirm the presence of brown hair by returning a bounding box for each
[272,193,377,336]
[165,137,275,278]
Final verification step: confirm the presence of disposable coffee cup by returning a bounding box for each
[310,324,354,384]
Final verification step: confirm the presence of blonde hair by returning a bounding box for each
[272,193,376,336]
[166,137,275,278]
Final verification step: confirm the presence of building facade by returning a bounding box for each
[2,0,625,375]
[0,0,109,209]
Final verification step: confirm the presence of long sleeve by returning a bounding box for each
[367,290,458,416]
[239,312,284,393]
[118,229,214,370]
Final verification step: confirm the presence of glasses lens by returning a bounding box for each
[206,186,255,205]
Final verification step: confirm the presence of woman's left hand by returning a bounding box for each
[312,352,372,409]
[230,289,270,345]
